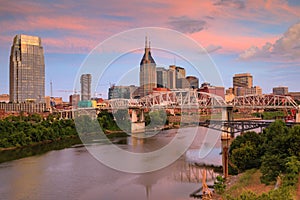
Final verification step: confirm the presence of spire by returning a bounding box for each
[140,36,155,65]
[145,36,148,48]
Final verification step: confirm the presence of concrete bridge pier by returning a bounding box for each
[296,111,300,123]
[131,108,145,133]
[221,106,233,179]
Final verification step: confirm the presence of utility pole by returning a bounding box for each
[50,80,53,97]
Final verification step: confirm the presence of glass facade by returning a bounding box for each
[9,34,45,103]
[80,74,92,101]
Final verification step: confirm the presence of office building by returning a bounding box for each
[156,67,168,88]
[69,94,80,108]
[186,76,199,89]
[139,38,156,97]
[199,82,225,99]
[80,74,92,101]
[167,67,176,89]
[273,86,288,95]
[170,65,186,89]
[9,34,45,103]
[233,73,253,88]
[108,85,138,99]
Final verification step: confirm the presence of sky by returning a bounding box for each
[0,0,300,100]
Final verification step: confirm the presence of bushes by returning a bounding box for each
[214,175,226,194]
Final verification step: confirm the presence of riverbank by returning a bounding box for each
[0,135,80,152]
[214,169,299,199]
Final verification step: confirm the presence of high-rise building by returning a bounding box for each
[169,65,186,89]
[9,34,45,103]
[139,37,156,97]
[167,67,176,89]
[156,67,168,88]
[233,73,254,96]
[273,86,288,95]
[80,74,92,101]
[233,73,253,88]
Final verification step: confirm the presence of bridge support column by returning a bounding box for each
[296,112,300,123]
[221,106,233,179]
[131,108,145,133]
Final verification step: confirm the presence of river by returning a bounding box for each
[0,127,223,200]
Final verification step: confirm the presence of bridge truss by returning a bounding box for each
[108,90,299,111]
[229,94,299,110]
[109,90,227,110]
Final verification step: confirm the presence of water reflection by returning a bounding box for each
[0,128,222,200]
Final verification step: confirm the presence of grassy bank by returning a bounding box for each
[221,169,298,200]
[224,169,274,198]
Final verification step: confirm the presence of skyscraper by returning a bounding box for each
[169,65,186,89]
[80,74,92,101]
[139,37,156,97]
[9,34,45,103]
[156,67,168,88]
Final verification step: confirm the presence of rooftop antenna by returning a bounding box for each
[145,36,148,48]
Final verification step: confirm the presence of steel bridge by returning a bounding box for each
[199,120,300,135]
[108,90,299,110]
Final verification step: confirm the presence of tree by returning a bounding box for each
[231,141,260,171]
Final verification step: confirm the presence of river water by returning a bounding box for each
[0,127,222,200]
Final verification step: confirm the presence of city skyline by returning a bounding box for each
[0,1,300,100]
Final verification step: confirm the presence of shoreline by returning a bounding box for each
[0,135,80,152]
[0,124,204,152]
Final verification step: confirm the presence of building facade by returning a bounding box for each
[9,34,45,103]
[80,74,92,101]
[108,85,138,99]
[139,38,156,97]
[0,102,46,113]
[0,94,9,103]
[69,94,80,108]
[186,76,199,89]
[167,67,176,89]
[273,86,288,95]
[199,82,225,99]
[233,73,253,88]
[169,65,186,89]
[156,67,168,88]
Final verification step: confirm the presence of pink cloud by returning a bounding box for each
[0,0,299,55]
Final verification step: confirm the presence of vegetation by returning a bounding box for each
[0,110,132,149]
[227,120,300,199]
[252,111,285,120]
[214,175,226,194]
[0,114,78,148]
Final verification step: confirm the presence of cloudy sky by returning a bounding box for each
[0,0,300,100]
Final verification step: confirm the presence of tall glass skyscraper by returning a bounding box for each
[9,34,45,103]
[80,74,92,101]
[139,38,156,97]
